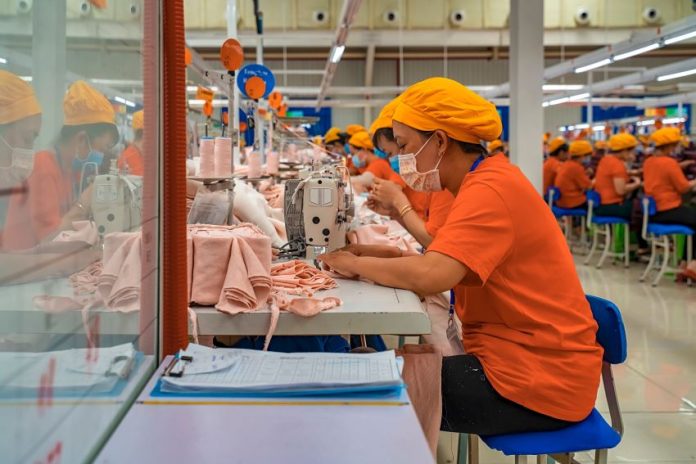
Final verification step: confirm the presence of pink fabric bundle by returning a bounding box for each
[270,260,338,296]
[33,295,83,313]
[98,232,142,312]
[347,221,419,254]
[199,138,215,177]
[69,261,103,297]
[259,182,284,209]
[52,221,99,246]
[188,223,272,312]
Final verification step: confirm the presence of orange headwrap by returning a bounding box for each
[392,77,501,144]
[608,133,637,152]
[594,140,607,151]
[349,131,374,151]
[548,136,567,154]
[650,127,681,147]
[0,70,42,125]
[346,124,367,136]
[568,140,593,157]
[324,127,343,144]
[64,80,115,126]
[132,110,144,131]
[369,97,401,134]
[488,139,504,153]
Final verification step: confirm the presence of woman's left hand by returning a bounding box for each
[318,251,359,278]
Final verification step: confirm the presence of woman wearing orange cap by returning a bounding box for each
[3,81,119,250]
[323,126,348,156]
[348,131,395,187]
[594,134,641,218]
[543,137,568,194]
[554,140,594,209]
[118,110,144,176]
[644,127,696,245]
[321,77,602,435]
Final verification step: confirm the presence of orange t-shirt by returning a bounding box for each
[543,157,562,193]
[643,155,691,212]
[387,171,428,220]
[555,160,591,208]
[365,157,394,180]
[3,150,72,251]
[427,155,603,421]
[424,190,454,237]
[118,144,144,176]
[594,155,628,205]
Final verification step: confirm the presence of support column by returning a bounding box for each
[509,0,544,192]
[364,44,375,126]
[32,0,66,150]
[227,0,241,163]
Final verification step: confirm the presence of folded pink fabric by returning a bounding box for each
[186,232,193,302]
[98,232,141,312]
[190,228,234,305]
[348,222,419,254]
[270,260,337,296]
[69,261,103,297]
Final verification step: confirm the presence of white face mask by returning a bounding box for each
[0,135,35,188]
[398,134,444,192]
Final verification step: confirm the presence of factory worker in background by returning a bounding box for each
[554,140,594,209]
[118,110,144,176]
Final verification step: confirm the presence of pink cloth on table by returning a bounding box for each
[270,260,338,296]
[268,218,287,242]
[98,232,141,312]
[347,222,419,254]
[216,238,272,314]
[190,228,234,305]
[52,221,99,246]
[69,261,103,297]
[186,232,193,302]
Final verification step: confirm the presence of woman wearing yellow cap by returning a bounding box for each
[644,127,696,239]
[3,81,119,250]
[0,71,42,195]
[118,110,144,176]
[321,77,602,435]
[348,131,395,187]
[594,134,641,218]
[322,126,347,156]
[543,136,568,194]
[554,140,594,209]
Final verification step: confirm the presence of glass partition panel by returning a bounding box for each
[0,1,160,462]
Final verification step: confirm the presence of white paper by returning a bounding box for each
[161,344,403,393]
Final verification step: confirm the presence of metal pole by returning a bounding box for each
[227,0,241,165]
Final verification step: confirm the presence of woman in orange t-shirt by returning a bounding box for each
[118,110,144,176]
[644,128,696,268]
[554,140,594,209]
[321,78,602,436]
[594,133,642,218]
[543,137,568,194]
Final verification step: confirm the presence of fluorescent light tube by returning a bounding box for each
[657,68,696,81]
[567,125,575,130]
[575,58,612,74]
[548,97,570,106]
[0,57,7,64]
[115,96,136,108]
[664,30,696,45]
[613,43,660,62]
[543,84,584,91]
[637,119,655,126]
[20,76,32,82]
[559,126,567,131]
[330,45,345,64]
[662,117,685,124]
[568,92,590,101]
[542,101,550,107]
[593,125,606,131]
[574,123,589,130]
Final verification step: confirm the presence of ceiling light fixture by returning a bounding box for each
[664,30,696,45]
[568,92,591,101]
[657,68,696,81]
[613,43,661,62]
[330,45,345,64]
[575,58,612,74]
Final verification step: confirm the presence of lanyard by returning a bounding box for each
[448,154,485,320]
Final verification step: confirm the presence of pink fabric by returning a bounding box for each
[52,221,99,246]
[259,183,284,208]
[69,261,103,297]
[422,293,463,357]
[33,295,82,313]
[190,228,234,305]
[186,232,193,302]
[216,238,272,314]
[347,222,419,254]
[270,260,338,296]
[98,232,141,312]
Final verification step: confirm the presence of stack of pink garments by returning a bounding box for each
[347,221,420,254]
[52,221,99,246]
[187,223,272,314]
[258,181,284,209]
[70,261,103,299]
[97,232,142,312]
[270,260,338,296]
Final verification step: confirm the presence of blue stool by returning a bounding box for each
[468,295,626,464]
[584,190,630,269]
[639,196,694,287]
[547,187,588,246]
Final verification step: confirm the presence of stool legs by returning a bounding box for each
[623,224,630,268]
[641,238,658,282]
[585,225,600,265]
[597,224,611,269]
[653,236,671,287]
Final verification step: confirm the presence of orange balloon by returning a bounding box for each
[245,76,266,100]
[222,111,229,125]
[220,38,244,72]
[268,91,282,110]
[203,100,213,117]
[278,103,287,117]
[184,47,192,66]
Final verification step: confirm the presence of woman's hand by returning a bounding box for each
[370,179,408,211]
[318,251,359,278]
[366,197,396,217]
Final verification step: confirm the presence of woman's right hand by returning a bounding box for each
[366,197,395,217]
[370,178,408,211]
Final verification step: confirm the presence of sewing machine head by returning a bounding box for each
[91,170,143,238]
[283,164,352,259]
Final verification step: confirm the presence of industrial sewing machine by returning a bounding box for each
[283,164,353,259]
[91,160,143,238]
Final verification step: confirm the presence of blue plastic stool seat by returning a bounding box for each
[481,409,621,456]
[592,216,627,225]
[552,207,586,217]
[647,223,694,236]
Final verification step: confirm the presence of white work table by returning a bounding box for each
[95,356,435,464]
[190,277,431,336]
[0,278,140,337]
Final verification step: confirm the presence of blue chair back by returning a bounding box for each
[547,186,561,207]
[586,295,627,364]
[642,195,657,217]
[586,190,601,206]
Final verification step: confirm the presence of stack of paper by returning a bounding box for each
[160,344,404,394]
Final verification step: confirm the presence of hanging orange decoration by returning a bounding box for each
[184,47,192,66]
[278,103,288,117]
[268,91,283,110]
[203,100,213,117]
[245,76,266,100]
[222,111,229,125]
[220,38,244,72]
